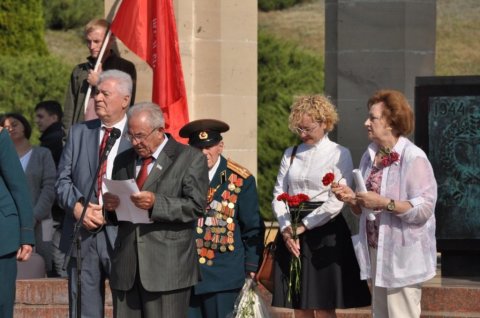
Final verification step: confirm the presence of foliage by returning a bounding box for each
[257,30,324,220]
[43,0,104,30]
[0,0,48,56]
[0,55,71,142]
[259,0,312,12]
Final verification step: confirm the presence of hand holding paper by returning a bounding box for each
[352,169,376,221]
[103,178,152,224]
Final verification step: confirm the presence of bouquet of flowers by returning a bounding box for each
[276,192,309,302]
[227,278,271,318]
[276,172,340,302]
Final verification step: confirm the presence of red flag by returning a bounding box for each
[111,0,189,141]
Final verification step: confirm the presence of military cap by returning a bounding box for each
[179,119,230,148]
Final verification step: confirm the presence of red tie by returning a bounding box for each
[97,127,113,198]
[136,157,154,190]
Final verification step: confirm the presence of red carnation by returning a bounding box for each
[390,151,400,163]
[322,172,335,186]
[380,151,400,167]
[381,156,390,167]
[277,192,290,202]
[296,193,310,203]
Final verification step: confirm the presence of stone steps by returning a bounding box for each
[14,276,480,317]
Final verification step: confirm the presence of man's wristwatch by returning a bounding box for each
[386,199,395,212]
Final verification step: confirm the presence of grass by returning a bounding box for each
[45,29,86,68]
[47,1,480,76]
[258,0,480,76]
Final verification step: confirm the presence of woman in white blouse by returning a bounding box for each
[271,95,371,318]
[332,89,437,318]
[1,113,56,275]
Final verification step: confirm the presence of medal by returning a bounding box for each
[228,202,235,209]
[196,227,203,234]
[199,257,206,264]
[228,244,235,251]
[206,249,215,260]
[227,217,233,224]
[220,245,227,252]
[228,183,236,191]
[207,260,213,266]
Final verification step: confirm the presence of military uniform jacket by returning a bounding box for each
[193,156,264,295]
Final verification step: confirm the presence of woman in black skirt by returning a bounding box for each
[271,95,371,318]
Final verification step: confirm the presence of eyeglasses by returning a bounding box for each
[126,127,159,143]
[294,123,319,135]
[2,121,19,131]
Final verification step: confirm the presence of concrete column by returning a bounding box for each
[325,0,436,165]
[105,0,258,174]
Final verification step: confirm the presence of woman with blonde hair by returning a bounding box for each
[271,95,371,318]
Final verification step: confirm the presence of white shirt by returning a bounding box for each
[135,134,169,177]
[100,115,127,180]
[19,148,33,171]
[272,135,354,231]
[99,115,127,203]
[208,156,221,182]
[354,136,438,288]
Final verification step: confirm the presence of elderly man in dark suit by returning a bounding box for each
[56,69,132,318]
[179,119,264,318]
[103,102,209,318]
[0,127,35,318]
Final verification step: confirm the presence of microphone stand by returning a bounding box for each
[63,129,120,318]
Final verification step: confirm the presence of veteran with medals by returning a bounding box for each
[180,119,265,318]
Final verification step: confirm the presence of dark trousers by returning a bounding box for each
[0,252,17,318]
[68,230,113,318]
[188,289,240,318]
[114,271,191,318]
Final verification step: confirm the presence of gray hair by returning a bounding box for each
[127,102,165,129]
[98,70,132,97]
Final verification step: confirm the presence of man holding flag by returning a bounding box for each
[63,18,137,131]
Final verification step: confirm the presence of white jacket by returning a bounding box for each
[353,136,437,288]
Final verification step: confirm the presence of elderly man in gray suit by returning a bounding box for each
[56,70,133,318]
[103,102,209,318]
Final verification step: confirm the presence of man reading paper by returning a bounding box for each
[103,102,209,318]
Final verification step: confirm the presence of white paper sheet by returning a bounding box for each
[103,178,152,224]
[352,169,376,221]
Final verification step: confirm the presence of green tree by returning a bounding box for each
[43,0,104,30]
[258,30,324,220]
[0,56,70,142]
[0,0,48,56]
[258,0,312,12]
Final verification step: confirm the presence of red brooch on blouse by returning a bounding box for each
[379,148,400,167]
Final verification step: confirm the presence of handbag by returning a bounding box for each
[257,145,299,293]
[257,238,275,293]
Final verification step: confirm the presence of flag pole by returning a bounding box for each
[82,29,113,114]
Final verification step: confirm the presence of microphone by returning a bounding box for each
[102,127,122,159]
